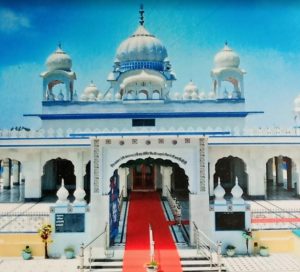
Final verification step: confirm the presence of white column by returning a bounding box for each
[74,152,84,189]
[23,156,42,200]
[118,167,128,198]
[74,152,87,205]
[12,160,20,186]
[266,159,274,184]
[2,159,10,189]
[161,166,172,197]
[276,156,284,186]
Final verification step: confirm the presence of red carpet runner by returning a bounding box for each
[122,192,182,272]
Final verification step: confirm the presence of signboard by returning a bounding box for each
[215,212,245,231]
[55,213,85,233]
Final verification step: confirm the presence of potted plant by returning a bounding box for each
[64,246,75,259]
[22,245,32,260]
[226,245,236,257]
[37,223,52,259]
[259,246,269,257]
[145,260,159,272]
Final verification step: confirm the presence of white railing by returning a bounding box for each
[79,222,110,272]
[149,224,155,262]
[1,127,300,139]
[118,186,125,212]
[165,186,182,225]
[193,222,222,272]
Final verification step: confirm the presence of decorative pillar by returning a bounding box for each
[231,177,245,205]
[161,166,172,197]
[214,178,226,205]
[12,160,20,186]
[2,159,10,189]
[118,167,129,198]
[56,178,70,205]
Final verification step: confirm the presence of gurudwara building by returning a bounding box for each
[2,6,300,272]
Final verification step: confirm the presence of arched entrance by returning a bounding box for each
[214,156,248,196]
[266,155,298,199]
[110,157,190,246]
[42,158,76,199]
[120,157,189,195]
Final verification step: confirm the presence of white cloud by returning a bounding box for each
[0,8,30,33]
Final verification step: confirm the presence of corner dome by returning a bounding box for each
[214,44,240,69]
[46,46,72,72]
[81,81,99,101]
[116,25,168,63]
[184,80,198,94]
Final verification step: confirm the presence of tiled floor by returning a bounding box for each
[224,253,300,272]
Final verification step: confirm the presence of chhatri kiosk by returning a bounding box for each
[1,6,300,268]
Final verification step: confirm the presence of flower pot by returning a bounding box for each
[22,252,32,260]
[146,266,158,272]
[65,250,75,259]
[226,249,235,257]
[259,248,269,257]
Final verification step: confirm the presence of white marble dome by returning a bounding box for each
[184,80,199,95]
[214,44,240,69]
[116,25,167,62]
[46,46,72,72]
[83,82,99,97]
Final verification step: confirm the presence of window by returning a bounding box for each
[132,119,155,127]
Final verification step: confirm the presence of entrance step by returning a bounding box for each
[82,258,123,272]
[181,257,227,272]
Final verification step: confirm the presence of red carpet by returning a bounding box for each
[123,192,182,272]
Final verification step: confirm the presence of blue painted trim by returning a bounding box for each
[70,131,230,137]
[209,142,300,146]
[0,137,89,140]
[211,135,300,138]
[24,111,263,120]
[42,98,246,106]
[0,144,90,147]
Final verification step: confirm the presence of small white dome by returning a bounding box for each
[184,80,198,95]
[214,44,240,68]
[88,93,97,101]
[116,25,167,62]
[46,46,72,72]
[83,82,99,97]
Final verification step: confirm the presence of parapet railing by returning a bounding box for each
[1,127,300,139]
[0,212,50,233]
[193,222,222,272]
[165,186,182,225]
[79,222,110,272]
[251,207,300,230]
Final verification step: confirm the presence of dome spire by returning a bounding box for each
[139,4,144,26]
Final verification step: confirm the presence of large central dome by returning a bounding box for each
[116,25,167,63]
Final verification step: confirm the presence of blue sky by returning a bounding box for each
[1,0,300,129]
